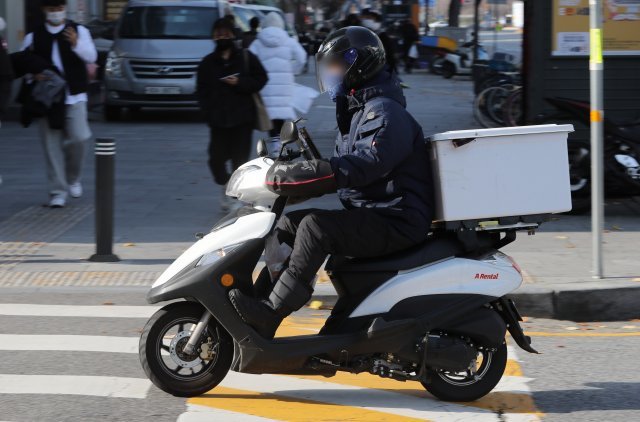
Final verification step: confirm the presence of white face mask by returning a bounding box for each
[362,19,381,31]
[46,10,66,26]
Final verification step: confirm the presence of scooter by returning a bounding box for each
[139,120,539,402]
[440,42,489,79]
[538,97,640,210]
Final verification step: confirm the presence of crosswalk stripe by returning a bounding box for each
[202,371,506,421]
[177,404,275,422]
[0,375,151,398]
[191,386,426,422]
[0,304,159,318]
[0,335,139,354]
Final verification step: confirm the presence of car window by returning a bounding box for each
[119,6,219,39]
[230,6,260,32]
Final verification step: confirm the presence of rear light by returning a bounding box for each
[506,255,522,275]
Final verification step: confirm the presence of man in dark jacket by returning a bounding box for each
[197,18,268,211]
[360,8,398,74]
[230,27,434,339]
[0,18,14,126]
[22,0,97,208]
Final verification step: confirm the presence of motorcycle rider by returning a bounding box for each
[229,27,435,339]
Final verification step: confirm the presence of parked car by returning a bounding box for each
[103,0,225,120]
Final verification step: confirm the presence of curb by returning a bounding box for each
[310,284,640,322]
[508,285,640,322]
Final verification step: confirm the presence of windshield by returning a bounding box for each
[119,6,218,39]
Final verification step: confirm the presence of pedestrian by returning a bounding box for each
[20,0,97,208]
[249,12,306,137]
[360,8,398,74]
[197,18,268,211]
[0,16,14,187]
[400,19,419,74]
[0,17,14,128]
[242,16,260,49]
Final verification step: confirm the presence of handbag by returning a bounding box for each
[242,49,272,132]
[408,44,419,59]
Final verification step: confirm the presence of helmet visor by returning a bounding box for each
[315,48,358,94]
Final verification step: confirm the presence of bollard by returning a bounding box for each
[89,138,120,262]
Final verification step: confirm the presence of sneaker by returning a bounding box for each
[69,182,83,198]
[49,194,66,208]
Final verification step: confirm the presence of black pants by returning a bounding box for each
[269,208,425,287]
[269,119,285,138]
[208,125,253,185]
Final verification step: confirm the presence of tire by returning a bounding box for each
[421,342,507,402]
[429,57,444,75]
[104,104,121,121]
[441,61,456,79]
[139,301,233,397]
[502,87,523,127]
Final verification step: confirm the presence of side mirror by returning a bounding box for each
[256,139,268,157]
[280,121,299,145]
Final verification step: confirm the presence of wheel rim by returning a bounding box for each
[155,316,222,382]
[569,146,590,192]
[436,350,493,387]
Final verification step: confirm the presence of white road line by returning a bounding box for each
[0,375,151,398]
[219,371,502,421]
[177,405,275,422]
[0,335,139,354]
[0,304,159,319]
[493,375,536,394]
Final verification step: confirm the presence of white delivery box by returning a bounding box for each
[427,124,574,222]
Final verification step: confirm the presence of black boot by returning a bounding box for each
[229,272,313,339]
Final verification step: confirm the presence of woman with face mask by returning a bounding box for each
[360,9,398,75]
[196,18,268,212]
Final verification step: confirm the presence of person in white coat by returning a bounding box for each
[249,13,306,137]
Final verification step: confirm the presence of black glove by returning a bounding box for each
[266,159,337,197]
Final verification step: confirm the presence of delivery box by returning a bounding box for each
[427,124,574,222]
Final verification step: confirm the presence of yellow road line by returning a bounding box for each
[190,386,427,422]
[269,316,541,417]
[525,331,640,337]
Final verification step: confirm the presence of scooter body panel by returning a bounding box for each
[152,212,275,288]
[350,255,521,317]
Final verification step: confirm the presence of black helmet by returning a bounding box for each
[316,26,386,92]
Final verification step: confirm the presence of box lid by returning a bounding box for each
[427,124,574,142]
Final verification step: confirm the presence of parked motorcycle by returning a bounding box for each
[440,42,489,79]
[539,97,640,210]
[139,121,538,402]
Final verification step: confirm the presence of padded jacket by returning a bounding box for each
[330,71,435,237]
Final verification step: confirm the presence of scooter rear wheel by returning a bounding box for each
[139,301,233,397]
[421,342,507,402]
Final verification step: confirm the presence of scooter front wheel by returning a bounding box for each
[139,301,233,397]
[421,342,507,402]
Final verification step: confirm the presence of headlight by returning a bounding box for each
[196,242,244,267]
[226,165,260,198]
[105,50,124,78]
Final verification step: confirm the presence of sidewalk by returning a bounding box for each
[0,71,638,321]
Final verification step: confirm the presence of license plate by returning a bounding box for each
[144,86,181,95]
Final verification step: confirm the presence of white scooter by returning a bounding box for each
[139,120,538,402]
[441,42,490,79]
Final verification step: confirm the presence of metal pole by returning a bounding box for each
[589,0,604,278]
[89,138,120,262]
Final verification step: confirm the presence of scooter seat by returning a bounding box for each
[610,122,640,141]
[328,234,467,273]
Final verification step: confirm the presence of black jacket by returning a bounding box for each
[11,50,66,129]
[0,37,14,118]
[32,21,88,95]
[330,71,435,238]
[196,47,268,128]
